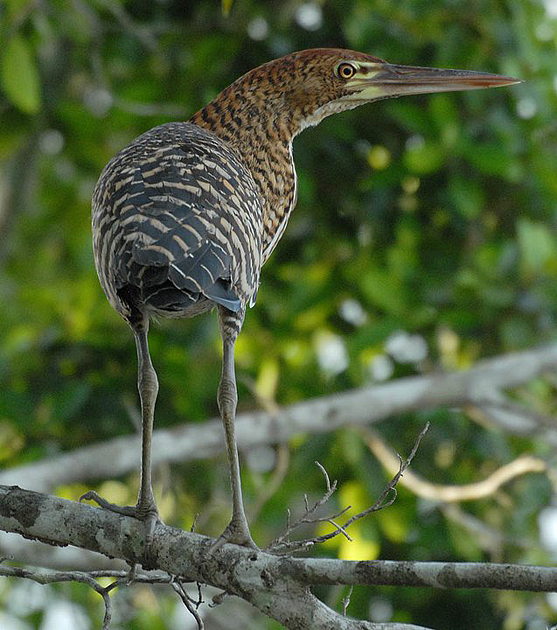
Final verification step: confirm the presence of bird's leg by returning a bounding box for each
[81,324,160,547]
[212,307,257,550]
[133,326,160,523]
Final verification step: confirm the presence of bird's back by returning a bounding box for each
[92,122,263,327]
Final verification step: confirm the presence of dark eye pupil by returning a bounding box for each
[341,65,353,78]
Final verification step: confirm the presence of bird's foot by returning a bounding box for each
[80,491,159,554]
[210,517,259,552]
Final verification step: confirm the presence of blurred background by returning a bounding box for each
[2,0,557,628]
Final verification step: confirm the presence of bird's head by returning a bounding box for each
[238,48,519,136]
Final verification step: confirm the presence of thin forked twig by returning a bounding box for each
[268,423,430,553]
[172,577,205,630]
[0,563,115,630]
[342,585,354,616]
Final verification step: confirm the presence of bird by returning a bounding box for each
[87,48,519,550]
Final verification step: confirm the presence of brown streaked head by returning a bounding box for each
[203,48,520,139]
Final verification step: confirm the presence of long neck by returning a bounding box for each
[190,68,301,262]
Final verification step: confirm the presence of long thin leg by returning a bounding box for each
[134,325,159,520]
[213,307,256,549]
[81,322,159,544]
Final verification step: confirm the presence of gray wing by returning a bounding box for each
[92,123,263,322]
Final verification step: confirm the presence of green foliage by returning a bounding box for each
[1,0,557,628]
[1,33,41,114]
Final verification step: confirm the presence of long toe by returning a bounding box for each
[80,490,142,517]
[80,491,159,520]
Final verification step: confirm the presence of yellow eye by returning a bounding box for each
[336,62,357,80]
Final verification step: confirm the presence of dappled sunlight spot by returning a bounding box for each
[295,3,322,31]
[367,145,391,170]
[294,303,330,331]
[517,217,557,276]
[313,330,348,375]
[338,531,379,561]
[4,579,49,616]
[401,175,420,195]
[0,611,33,630]
[339,480,370,515]
[83,86,113,118]
[255,357,280,401]
[339,298,368,327]
[516,97,537,120]
[247,16,268,41]
[543,0,557,18]
[385,330,428,364]
[316,524,378,562]
[40,600,90,630]
[3,324,40,357]
[368,353,394,382]
[538,507,557,555]
[376,506,409,544]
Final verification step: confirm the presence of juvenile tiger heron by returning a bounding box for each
[88,49,518,549]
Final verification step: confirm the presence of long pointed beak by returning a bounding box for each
[346,63,521,101]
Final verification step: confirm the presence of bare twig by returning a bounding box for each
[266,462,343,552]
[342,585,353,616]
[191,513,200,533]
[171,577,205,630]
[0,563,114,630]
[0,562,205,630]
[268,425,429,554]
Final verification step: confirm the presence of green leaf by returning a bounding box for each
[1,33,41,114]
[516,218,557,275]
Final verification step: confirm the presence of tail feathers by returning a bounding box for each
[203,278,242,312]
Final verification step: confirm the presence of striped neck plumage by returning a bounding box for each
[190,65,308,261]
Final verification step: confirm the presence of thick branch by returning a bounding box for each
[0,485,435,629]
[3,345,557,492]
[2,483,557,630]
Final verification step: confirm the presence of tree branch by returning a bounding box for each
[3,345,557,493]
[2,484,557,630]
[361,427,547,502]
[0,484,434,629]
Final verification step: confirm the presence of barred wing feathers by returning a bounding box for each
[92,123,263,322]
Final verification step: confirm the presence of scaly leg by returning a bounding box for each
[81,323,160,546]
[212,307,256,550]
